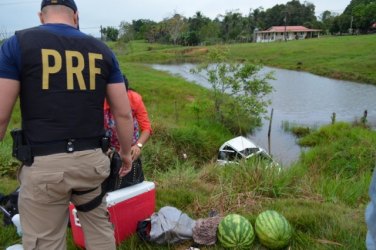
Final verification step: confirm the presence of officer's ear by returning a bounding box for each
[74,11,79,30]
[38,11,45,24]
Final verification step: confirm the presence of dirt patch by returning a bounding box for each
[186,95,195,102]
[181,48,209,55]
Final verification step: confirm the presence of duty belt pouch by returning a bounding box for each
[10,129,33,166]
[105,149,122,192]
[117,158,144,189]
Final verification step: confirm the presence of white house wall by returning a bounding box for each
[256,32,310,43]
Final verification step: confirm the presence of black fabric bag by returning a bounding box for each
[137,218,151,242]
[0,187,19,226]
[116,158,144,189]
[105,150,123,192]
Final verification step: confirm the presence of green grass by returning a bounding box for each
[1,38,374,249]
[227,35,376,84]
[118,35,376,84]
[226,35,376,84]
[0,99,21,178]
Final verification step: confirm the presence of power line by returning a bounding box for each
[80,27,101,30]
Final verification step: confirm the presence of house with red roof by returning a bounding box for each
[254,26,321,43]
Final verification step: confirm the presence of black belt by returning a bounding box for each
[31,137,103,156]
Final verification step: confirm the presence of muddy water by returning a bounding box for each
[151,63,376,165]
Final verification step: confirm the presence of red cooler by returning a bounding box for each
[69,181,156,248]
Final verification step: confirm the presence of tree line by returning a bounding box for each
[101,0,376,45]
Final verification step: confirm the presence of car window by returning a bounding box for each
[218,151,228,160]
[218,150,242,161]
[241,147,260,156]
[223,146,234,151]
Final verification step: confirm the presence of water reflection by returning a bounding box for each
[151,63,376,165]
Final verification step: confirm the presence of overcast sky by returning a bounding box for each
[0,0,350,37]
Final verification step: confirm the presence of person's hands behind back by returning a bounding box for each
[130,145,141,161]
[118,150,132,177]
[106,83,134,177]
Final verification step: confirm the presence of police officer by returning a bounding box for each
[0,1,133,249]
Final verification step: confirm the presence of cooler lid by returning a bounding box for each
[106,181,155,206]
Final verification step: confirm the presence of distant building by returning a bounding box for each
[255,26,321,43]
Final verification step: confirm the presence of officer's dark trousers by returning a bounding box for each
[18,149,116,250]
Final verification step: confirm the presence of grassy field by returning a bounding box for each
[1,36,375,249]
[227,35,376,84]
[110,35,376,85]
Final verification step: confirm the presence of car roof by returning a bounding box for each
[219,136,259,152]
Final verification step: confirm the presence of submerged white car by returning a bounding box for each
[217,136,275,166]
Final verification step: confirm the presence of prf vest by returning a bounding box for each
[16,27,114,143]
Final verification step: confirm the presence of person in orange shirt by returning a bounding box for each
[104,75,152,188]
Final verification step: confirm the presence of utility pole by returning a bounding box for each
[253,27,259,43]
[284,11,287,42]
[268,108,274,155]
[349,16,353,34]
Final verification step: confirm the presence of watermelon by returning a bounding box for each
[255,210,292,249]
[217,214,255,249]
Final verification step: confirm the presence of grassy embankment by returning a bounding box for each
[114,35,376,85]
[1,36,376,249]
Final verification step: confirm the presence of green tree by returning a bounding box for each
[319,10,338,34]
[118,21,135,42]
[343,0,374,15]
[263,4,286,27]
[164,13,188,45]
[328,0,376,34]
[145,25,159,43]
[220,11,250,42]
[187,11,217,44]
[132,19,156,40]
[191,47,274,133]
[153,21,171,44]
[285,0,316,26]
[181,31,199,46]
[100,26,119,41]
[248,7,266,32]
[352,2,376,33]
[199,21,220,44]
[188,12,209,32]
[259,0,317,28]
[330,14,351,34]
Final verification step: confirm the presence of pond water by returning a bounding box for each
[151,63,376,166]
